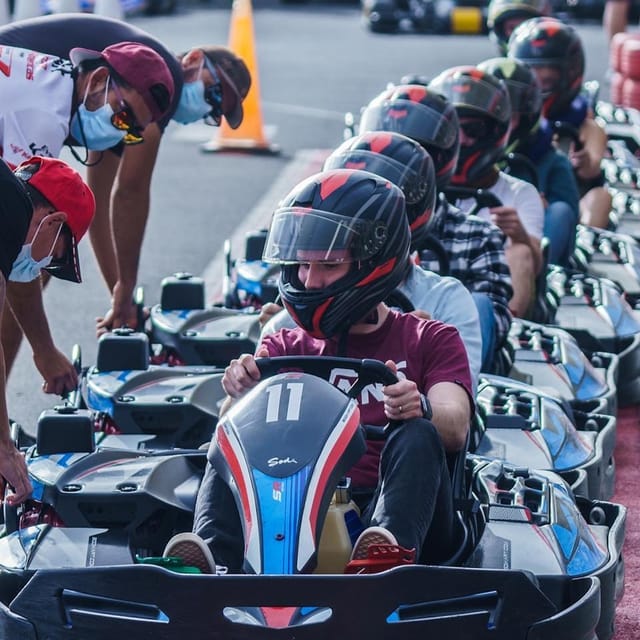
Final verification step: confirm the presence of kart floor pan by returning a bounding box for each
[0,565,600,640]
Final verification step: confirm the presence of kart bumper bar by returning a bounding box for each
[1,565,600,639]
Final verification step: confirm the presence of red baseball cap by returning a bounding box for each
[14,157,96,283]
[70,41,175,122]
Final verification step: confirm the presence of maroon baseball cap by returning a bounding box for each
[14,157,96,283]
[201,45,251,129]
[70,41,175,122]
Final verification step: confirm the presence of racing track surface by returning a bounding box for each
[611,406,640,639]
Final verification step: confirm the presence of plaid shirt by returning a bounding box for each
[419,197,513,347]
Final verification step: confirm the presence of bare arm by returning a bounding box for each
[490,206,542,274]
[0,276,32,505]
[382,362,471,453]
[94,124,162,333]
[572,119,607,180]
[428,381,471,452]
[6,278,77,395]
[87,149,120,292]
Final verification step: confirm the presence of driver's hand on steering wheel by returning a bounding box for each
[381,360,422,422]
[222,347,269,398]
[258,302,283,328]
[489,206,529,245]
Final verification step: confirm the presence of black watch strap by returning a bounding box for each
[419,393,433,421]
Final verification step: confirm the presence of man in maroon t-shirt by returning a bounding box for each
[163,169,473,575]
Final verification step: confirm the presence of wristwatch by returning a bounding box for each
[419,393,433,421]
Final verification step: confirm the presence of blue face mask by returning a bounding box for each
[70,76,126,151]
[173,80,211,125]
[9,220,62,283]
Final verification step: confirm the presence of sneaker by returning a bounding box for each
[162,532,218,575]
[345,526,416,574]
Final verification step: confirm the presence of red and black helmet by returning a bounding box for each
[477,57,542,145]
[358,84,460,191]
[428,66,511,185]
[323,131,437,252]
[507,17,585,119]
[262,169,409,339]
[487,0,547,54]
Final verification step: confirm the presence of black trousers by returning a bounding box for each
[192,417,454,572]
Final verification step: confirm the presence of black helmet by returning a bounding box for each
[507,17,585,119]
[487,0,547,54]
[263,169,410,339]
[428,66,511,185]
[323,131,437,252]
[477,57,542,144]
[358,84,460,191]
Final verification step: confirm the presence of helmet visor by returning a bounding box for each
[263,208,387,264]
[435,75,511,122]
[505,78,542,116]
[360,100,457,151]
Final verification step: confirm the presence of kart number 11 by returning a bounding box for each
[265,382,303,422]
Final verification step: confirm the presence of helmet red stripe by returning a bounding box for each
[319,171,350,200]
[357,257,397,286]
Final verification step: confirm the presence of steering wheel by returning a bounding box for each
[502,151,540,190]
[384,288,415,313]
[255,356,401,436]
[552,120,584,155]
[443,186,504,216]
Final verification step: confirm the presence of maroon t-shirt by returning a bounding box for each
[261,309,474,488]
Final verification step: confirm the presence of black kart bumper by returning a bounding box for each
[1,565,600,639]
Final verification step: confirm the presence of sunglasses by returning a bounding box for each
[202,57,224,126]
[110,79,145,145]
[459,119,494,140]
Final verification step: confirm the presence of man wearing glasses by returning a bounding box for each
[1,156,95,504]
[0,39,174,395]
[0,15,250,388]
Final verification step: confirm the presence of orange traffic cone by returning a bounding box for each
[201,0,279,154]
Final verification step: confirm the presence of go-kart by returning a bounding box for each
[544,266,640,406]
[146,270,619,500]
[439,185,640,407]
[0,357,626,640]
[361,0,488,34]
[73,328,227,450]
[148,271,262,367]
[475,373,617,500]
[506,319,619,418]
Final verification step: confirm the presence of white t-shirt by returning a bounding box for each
[456,171,545,244]
[0,45,73,166]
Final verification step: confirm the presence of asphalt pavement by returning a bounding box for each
[6,1,612,433]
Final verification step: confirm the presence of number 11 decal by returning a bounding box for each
[265,382,304,422]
